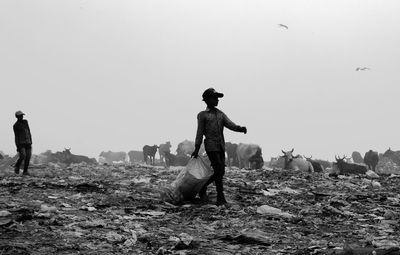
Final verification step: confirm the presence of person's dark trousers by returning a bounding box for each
[199,150,227,204]
[15,145,32,174]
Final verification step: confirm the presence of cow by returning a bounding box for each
[40,149,96,165]
[281,149,314,172]
[158,141,172,163]
[99,151,128,164]
[269,156,285,168]
[38,149,67,164]
[62,148,97,165]
[236,143,262,169]
[303,155,324,172]
[313,159,332,169]
[383,148,400,166]
[334,155,367,175]
[176,140,205,156]
[352,151,364,164]
[225,142,238,167]
[364,150,379,171]
[248,148,264,169]
[128,150,144,163]
[143,145,158,165]
[164,151,191,167]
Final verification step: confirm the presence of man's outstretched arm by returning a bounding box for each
[223,113,247,134]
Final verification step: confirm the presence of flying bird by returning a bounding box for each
[355,67,370,71]
[278,24,289,29]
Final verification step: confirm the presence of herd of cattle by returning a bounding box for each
[100,140,264,169]
[270,148,395,175]
[0,140,263,169]
[1,142,400,175]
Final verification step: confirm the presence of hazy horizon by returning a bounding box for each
[1,0,400,161]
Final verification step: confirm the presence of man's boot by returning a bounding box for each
[215,178,227,206]
[216,192,227,206]
[14,166,20,174]
[198,187,209,203]
[22,169,29,176]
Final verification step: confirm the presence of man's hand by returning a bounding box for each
[241,126,247,134]
[191,150,199,158]
[191,145,201,158]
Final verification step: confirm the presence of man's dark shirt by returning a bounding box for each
[13,119,32,147]
[195,107,242,152]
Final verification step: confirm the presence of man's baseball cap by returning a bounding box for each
[15,111,25,116]
[202,88,224,100]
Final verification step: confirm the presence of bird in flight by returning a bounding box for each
[278,24,289,29]
[355,67,370,71]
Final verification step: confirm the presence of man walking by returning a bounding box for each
[13,111,32,175]
[191,88,247,206]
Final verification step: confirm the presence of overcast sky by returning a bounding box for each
[1,0,399,161]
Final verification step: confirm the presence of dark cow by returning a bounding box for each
[364,150,379,171]
[281,149,314,172]
[42,149,96,165]
[248,147,264,169]
[236,143,262,169]
[62,148,97,165]
[225,142,238,167]
[383,148,400,166]
[164,151,190,167]
[176,140,205,156]
[128,150,144,163]
[39,150,67,164]
[143,145,158,165]
[352,151,364,164]
[303,155,324,172]
[313,159,332,169]
[99,151,127,164]
[334,155,367,175]
[158,141,172,163]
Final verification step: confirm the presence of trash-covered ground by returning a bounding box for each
[1,163,400,255]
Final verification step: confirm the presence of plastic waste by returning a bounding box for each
[366,170,380,179]
[372,180,382,188]
[105,231,124,243]
[0,210,11,217]
[40,204,57,212]
[160,157,213,204]
[257,205,294,218]
[219,229,271,246]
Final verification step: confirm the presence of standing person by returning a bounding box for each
[13,111,32,175]
[191,88,247,206]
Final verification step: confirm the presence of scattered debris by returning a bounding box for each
[0,163,399,254]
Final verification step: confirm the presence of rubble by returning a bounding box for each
[0,163,399,254]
